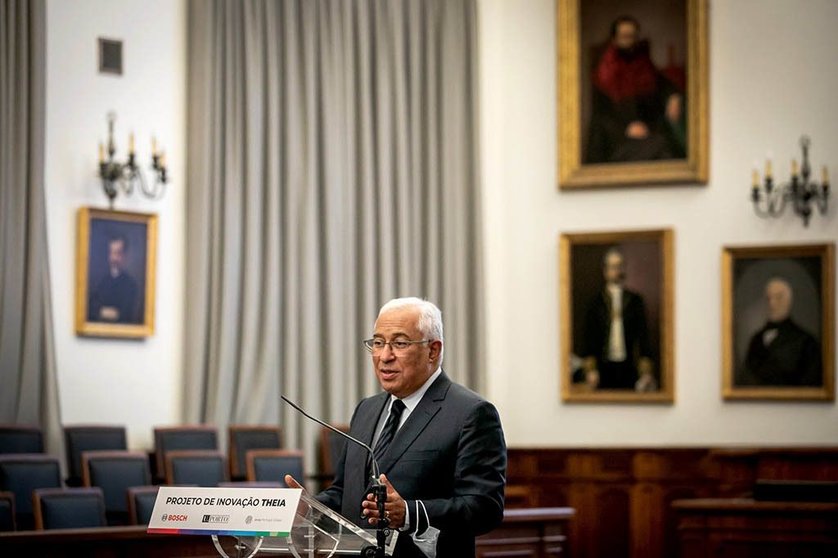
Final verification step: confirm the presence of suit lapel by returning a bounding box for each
[360,392,391,446]
[379,372,451,474]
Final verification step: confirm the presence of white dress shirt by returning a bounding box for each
[370,366,443,532]
[607,285,627,362]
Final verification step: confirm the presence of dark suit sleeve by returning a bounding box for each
[314,402,362,512]
[406,400,506,536]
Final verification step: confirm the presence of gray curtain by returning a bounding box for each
[185,0,483,459]
[0,0,62,457]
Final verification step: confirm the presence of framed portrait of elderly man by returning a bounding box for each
[560,229,674,403]
[75,208,157,338]
[557,0,708,188]
[722,244,835,401]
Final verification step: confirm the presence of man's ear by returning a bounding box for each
[429,340,443,363]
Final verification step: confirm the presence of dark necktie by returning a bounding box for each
[373,399,406,465]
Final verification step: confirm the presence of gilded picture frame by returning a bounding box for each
[75,207,157,338]
[557,0,708,188]
[722,244,835,401]
[560,229,674,403]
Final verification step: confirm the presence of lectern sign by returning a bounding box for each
[147,486,302,537]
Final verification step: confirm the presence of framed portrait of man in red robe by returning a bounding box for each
[558,0,708,188]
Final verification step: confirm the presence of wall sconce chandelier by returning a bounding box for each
[751,135,830,227]
[98,111,167,209]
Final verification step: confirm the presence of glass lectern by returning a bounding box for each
[211,493,392,558]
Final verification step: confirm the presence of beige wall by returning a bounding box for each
[479,0,838,446]
[44,0,186,449]
[40,0,838,450]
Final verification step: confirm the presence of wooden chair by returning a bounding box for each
[0,424,44,454]
[228,425,282,480]
[63,424,127,486]
[33,487,106,530]
[165,450,228,486]
[82,450,151,524]
[0,491,15,531]
[153,425,218,481]
[127,486,159,525]
[245,449,304,486]
[0,454,61,530]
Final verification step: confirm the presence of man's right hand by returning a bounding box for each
[284,475,304,490]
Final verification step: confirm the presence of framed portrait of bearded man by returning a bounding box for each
[558,0,708,188]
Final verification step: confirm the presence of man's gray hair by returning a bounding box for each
[378,297,444,364]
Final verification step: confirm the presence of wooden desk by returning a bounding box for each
[477,507,575,557]
[0,507,574,557]
[673,498,838,558]
[0,525,218,557]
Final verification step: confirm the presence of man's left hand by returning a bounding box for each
[361,474,406,529]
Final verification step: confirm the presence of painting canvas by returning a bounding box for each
[722,244,835,400]
[75,208,157,338]
[558,0,708,188]
[560,229,674,402]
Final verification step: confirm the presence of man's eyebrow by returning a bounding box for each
[372,331,411,338]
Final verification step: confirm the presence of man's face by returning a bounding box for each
[603,252,625,284]
[108,239,126,271]
[765,280,793,322]
[613,21,639,51]
[371,306,441,399]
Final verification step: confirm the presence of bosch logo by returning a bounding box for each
[162,513,188,522]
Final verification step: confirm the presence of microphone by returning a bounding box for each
[280,395,391,557]
[280,395,382,482]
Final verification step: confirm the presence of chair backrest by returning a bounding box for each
[0,425,44,454]
[246,449,304,486]
[63,425,127,484]
[153,426,218,478]
[165,450,227,486]
[319,424,349,489]
[228,425,282,479]
[0,491,15,531]
[0,454,62,529]
[82,450,151,517]
[127,485,159,525]
[33,487,106,530]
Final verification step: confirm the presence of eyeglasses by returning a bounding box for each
[363,338,431,353]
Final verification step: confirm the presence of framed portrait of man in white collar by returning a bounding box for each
[560,229,674,403]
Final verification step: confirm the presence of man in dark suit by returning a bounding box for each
[88,234,141,323]
[286,297,506,557]
[580,248,656,390]
[738,278,822,386]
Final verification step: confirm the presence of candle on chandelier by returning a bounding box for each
[129,132,135,155]
[791,159,798,177]
[151,136,158,157]
[751,168,759,190]
[824,166,830,185]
